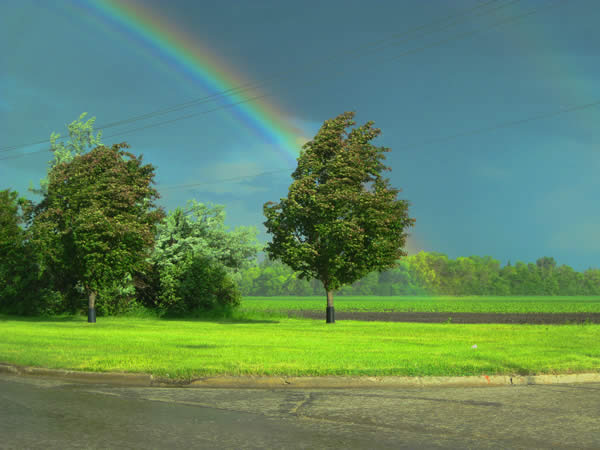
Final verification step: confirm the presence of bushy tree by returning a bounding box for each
[406,252,439,295]
[30,143,164,322]
[582,268,600,295]
[147,200,262,314]
[178,255,241,313]
[377,259,423,295]
[263,111,416,322]
[0,190,30,311]
[0,189,72,315]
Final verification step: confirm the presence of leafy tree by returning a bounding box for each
[536,256,559,295]
[554,265,580,295]
[0,191,61,316]
[30,143,164,322]
[283,272,315,296]
[377,259,425,295]
[0,190,30,311]
[176,254,242,315]
[147,200,263,314]
[30,112,103,196]
[237,265,263,296]
[536,256,557,272]
[582,268,600,295]
[405,252,439,295]
[337,270,380,296]
[263,111,415,322]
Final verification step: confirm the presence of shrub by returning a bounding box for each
[93,274,139,316]
[152,255,241,316]
[178,255,241,313]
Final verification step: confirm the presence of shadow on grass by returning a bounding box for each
[0,313,85,323]
[163,316,281,324]
[0,311,283,325]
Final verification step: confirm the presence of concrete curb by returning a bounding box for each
[1,362,599,388]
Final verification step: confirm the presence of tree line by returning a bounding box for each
[235,252,600,297]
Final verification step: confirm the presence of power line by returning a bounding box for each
[382,0,563,66]
[101,0,560,147]
[93,0,509,131]
[152,97,600,193]
[68,1,566,145]
[0,0,566,164]
[398,99,600,150]
[159,169,292,192]
[0,0,511,154]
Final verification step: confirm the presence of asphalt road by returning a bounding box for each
[1,373,599,449]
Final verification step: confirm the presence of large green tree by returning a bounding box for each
[30,143,164,322]
[263,111,416,322]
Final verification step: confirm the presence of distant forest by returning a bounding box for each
[234,252,600,296]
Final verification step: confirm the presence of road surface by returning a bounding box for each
[1,373,598,449]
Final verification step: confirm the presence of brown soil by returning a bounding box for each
[272,310,600,324]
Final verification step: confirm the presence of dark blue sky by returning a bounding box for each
[1,0,599,271]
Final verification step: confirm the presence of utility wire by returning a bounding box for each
[159,169,292,192]
[100,0,559,146]
[64,0,564,145]
[0,0,510,153]
[94,0,511,132]
[0,0,565,164]
[397,99,600,150]
[151,97,600,192]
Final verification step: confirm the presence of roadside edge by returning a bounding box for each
[1,362,599,388]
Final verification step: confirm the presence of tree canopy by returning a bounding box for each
[147,200,264,314]
[0,190,32,309]
[263,111,416,321]
[30,142,164,321]
[30,112,103,196]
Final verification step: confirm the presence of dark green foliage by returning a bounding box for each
[0,189,26,307]
[148,201,260,315]
[0,190,55,315]
[180,256,241,311]
[263,111,416,310]
[156,255,241,316]
[29,143,165,317]
[132,266,162,311]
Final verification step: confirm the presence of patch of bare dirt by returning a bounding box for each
[272,310,600,324]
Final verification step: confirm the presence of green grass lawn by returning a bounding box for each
[240,295,600,314]
[1,303,599,380]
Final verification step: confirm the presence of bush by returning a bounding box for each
[152,255,241,316]
[94,274,139,316]
[178,255,241,313]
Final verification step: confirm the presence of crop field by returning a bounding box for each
[239,295,600,315]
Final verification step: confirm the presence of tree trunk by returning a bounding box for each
[88,290,97,323]
[326,289,335,324]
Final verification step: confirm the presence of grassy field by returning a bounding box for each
[1,295,599,380]
[240,295,600,314]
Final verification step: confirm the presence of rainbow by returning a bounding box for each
[73,0,309,166]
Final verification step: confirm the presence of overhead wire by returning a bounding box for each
[0,0,578,199]
[151,98,600,194]
[102,0,565,148]
[0,0,513,154]
[0,0,565,165]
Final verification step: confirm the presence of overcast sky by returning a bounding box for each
[1,0,598,271]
